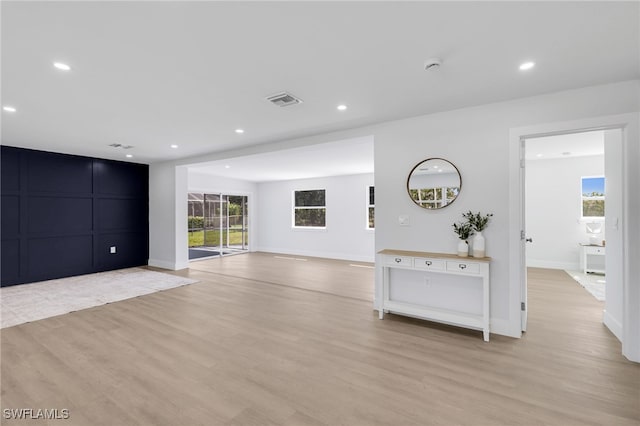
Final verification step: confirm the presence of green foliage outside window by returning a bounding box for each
[583,199,604,217]
[294,208,326,227]
[294,190,326,227]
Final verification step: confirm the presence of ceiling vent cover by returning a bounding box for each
[109,143,134,149]
[266,92,303,107]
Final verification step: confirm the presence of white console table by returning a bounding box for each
[580,244,605,274]
[378,249,491,341]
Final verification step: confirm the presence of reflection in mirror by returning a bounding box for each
[407,158,461,209]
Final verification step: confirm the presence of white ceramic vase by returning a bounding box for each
[472,231,485,257]
[457,240,469,257]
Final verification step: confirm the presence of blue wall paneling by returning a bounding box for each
[0,146,149,286]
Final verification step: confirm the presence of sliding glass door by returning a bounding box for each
[225,195,248,251]
[204,194,222,252]
[188,193,248,258]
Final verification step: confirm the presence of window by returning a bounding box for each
[581,176,605,218]
[293,189,326,228]
[408,187,459,209]
[367,186,375,229]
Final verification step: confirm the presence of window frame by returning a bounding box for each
[366,185,375,230]
[292,189,327,229]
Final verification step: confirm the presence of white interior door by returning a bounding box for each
[520,137,528,332]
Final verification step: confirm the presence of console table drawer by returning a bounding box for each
[414,257,445,271]
[384,255,413,267]
[446,261,480,274]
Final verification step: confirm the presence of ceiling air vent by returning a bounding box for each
[109,143,134,149]
[266,92,303,107]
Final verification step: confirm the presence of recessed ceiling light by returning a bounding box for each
[433,165,439,169]
[337,104,347,111]
[170,144,178,149]
[519,61,535,71]
[126,154,133,158]
[536,153,543,158]
[438,169,443,173]
[3,106,16,112]
[225,165,231,169]
[235,129,244,134]
[53,62,71,71]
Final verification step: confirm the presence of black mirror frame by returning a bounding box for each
[406,157,462,210]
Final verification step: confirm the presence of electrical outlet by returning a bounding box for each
[424,277,431,286]
[110,246,116,254]
[399,215,410,226]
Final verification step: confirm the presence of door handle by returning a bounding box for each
[526,237,533,243]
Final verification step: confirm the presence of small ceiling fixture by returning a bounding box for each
[126,154,133,158]
[170,144,178,149]
[519,61,535,71]
[53,62,71,71]
[224,165,231,169]
[235,129,244,134]
[337,104,347,111]
[536,153,543,157]
[3,106,16,112]
[424,58,442,71]
[562,151,571,156]
[266,92,303,107]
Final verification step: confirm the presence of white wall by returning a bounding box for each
[188,170,258,195]
[149,79,640,357]
[149,164,188,270]
[373,81,639,339]
[257,173,375,262]
[526,155,604,270]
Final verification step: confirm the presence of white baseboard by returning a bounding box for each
[526,259,580,271]
[256,247,375,263]
[603,309,623,342]
[148,259,189,271]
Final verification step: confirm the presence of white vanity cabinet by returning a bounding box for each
[378,249,491,341]
[580,244,605,274]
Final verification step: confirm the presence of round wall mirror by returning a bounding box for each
[407,158,461,209]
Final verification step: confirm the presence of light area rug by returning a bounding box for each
[565,270,605,301]
[1,268,198,328]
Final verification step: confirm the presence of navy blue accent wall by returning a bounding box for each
[1,146,149,286]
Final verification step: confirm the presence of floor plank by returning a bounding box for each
[1,255,638,425]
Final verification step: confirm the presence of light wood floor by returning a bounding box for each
[1,253,638,425]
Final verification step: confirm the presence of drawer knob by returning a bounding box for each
[395,258,402,263]
[459,264,467,270]
[425,261,432,266]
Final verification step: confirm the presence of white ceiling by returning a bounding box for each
[189,136,374,182]
[1,2,638,165]
[525,130,604,161]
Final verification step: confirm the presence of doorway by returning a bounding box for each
[188,193,248,260]
[524,130,606,301]
[518,127,624,338]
